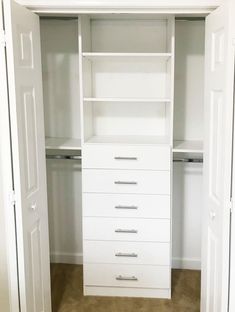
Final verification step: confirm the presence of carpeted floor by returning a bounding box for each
[51,264,201,312]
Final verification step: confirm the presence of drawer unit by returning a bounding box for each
[83,241,170,265]
[84,263,170,289]
[83,217,170,242]
[83,193,170,218]
[83,144,171,170]
[83,169,170,195]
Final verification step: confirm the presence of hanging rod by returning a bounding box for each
[46,155,82,160]
[173,158,203,163]
[46,154,202,163]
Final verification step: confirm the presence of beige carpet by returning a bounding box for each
[51,264,200,312]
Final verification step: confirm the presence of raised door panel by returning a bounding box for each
[202,3,235,312]
[4,1,51,311]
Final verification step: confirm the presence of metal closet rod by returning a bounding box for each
[46,155,82,160]
[173,158,203,163]
[46,154,203,163]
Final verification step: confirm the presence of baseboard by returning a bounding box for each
[50,253,201,270]
[84,286,171,299]
[172,257,201,270]
[50,252,83,264]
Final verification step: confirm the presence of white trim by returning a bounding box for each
[84,286,171,298]
[0,2,19,312]
[15,0,219,14]
[172,257,201,270]
[50,252,83,264]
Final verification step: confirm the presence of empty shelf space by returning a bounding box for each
[45,137,82,150]
[83,97,171,103]
[85,135,170,145]
[173,140,203,153]
[82,52,172,61]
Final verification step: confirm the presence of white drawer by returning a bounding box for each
[83,193,170,218]
[83,241,170,265]
[83,144,171,170]
[83,217,170,242]
[84,263,170,289]
[83,169,170,195]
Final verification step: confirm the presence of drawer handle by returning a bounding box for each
[115,252,138,258]
[116,275,138,281]
[114,181,137,185]
[115,229,138,234]
[115,205,138,210]
[114,157,138,161]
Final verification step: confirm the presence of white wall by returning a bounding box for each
[172,20,205,270]
[41,18,204,270]
[40,19,83,264]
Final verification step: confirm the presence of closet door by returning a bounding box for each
[3,1,51,311]
[202,2,235,312]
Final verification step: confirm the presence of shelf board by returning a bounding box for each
[45,137,81,151]
[83,97,171,103]
[173,140,203,153]
[82,52,172,61]
[85,135,170,145]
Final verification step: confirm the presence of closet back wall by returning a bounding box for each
[173,20,205,270]
[41,19,83,264]
[40,18,204,269]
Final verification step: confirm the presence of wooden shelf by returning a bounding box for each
[83,97,171,103]
[45,137,81,151]
[173,140,203,153]
[85,135,170,145]
[82,52,172,61]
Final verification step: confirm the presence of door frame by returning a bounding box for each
[229,41,235,312]
[1,1,234,311]
[0,1,20,311]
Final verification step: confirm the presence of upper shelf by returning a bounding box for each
[85,135,170,145]
[83,97,171,103]
[173,140,203,153]
[45,137,82,151]
[82,52,172,61]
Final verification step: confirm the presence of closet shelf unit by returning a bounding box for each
[85,135,171,145]
[83,98,171,103]
[45,137,82,151]
[82,52,172,60]
[173,140,203,153]
[80,16,175,147]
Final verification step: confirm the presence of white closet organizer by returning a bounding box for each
[3,1,235,310]
[80,16,174,298]
[40,14,205,299]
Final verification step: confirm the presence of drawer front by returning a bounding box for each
[83,193,170,218]
[83,169,170,195]
[83,241,170,265]
[83,217,170,242]
[84,263,170,289]
[83,144,171,170]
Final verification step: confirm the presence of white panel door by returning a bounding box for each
[3,1,51,311]
[202,2,235,312]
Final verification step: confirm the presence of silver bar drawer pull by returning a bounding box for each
[116,275,138,281]
[115,205,138,210]
[115,229,138,234]
[114,181,137,185]
[115,252,138,258]
[114,157,138,161]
